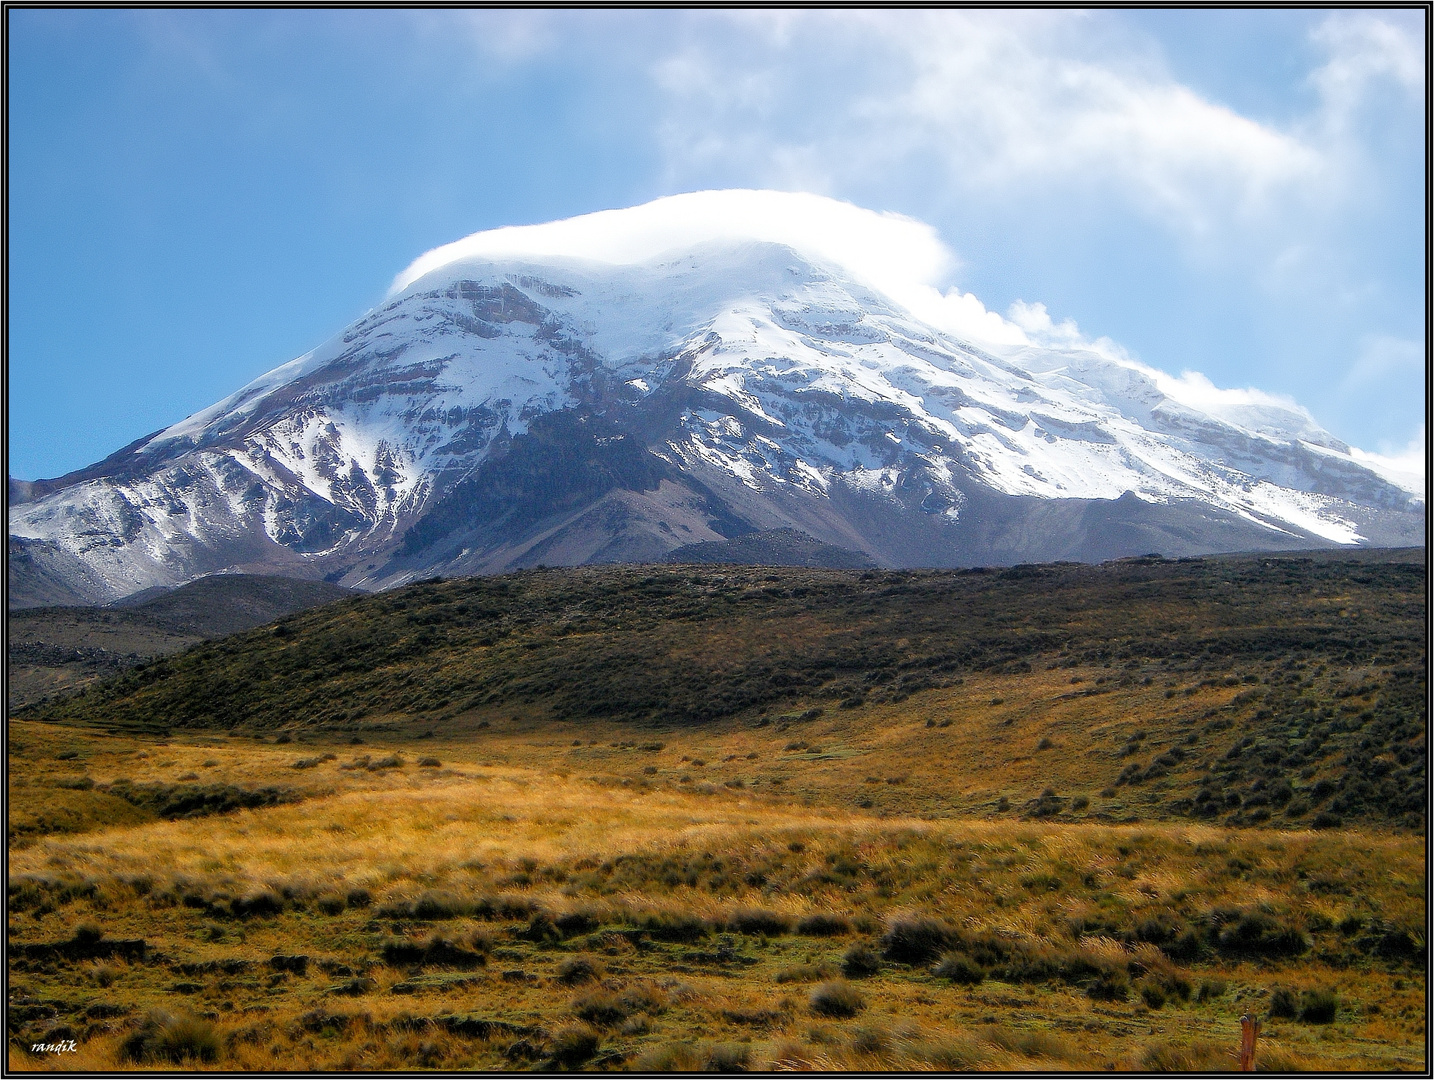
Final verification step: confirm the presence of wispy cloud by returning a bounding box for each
[1349,424,1427,497]
[650,12,1327,237]
[1340,334,1425,393]
[1309,12,1423,132]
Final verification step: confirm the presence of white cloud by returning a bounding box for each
[1309,13,1423,130]
[1348,424,1427,497]
[428,9,561,64]
[389,189,955,298]
[650,12,1324,237]
[1006,300,1086,349]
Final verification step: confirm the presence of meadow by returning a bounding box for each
[7,550,1426,1071]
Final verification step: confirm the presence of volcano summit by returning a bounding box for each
[8,191,1424,606]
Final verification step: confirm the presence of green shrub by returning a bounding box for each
[1139,980,1166,1009]
[810,980,865,1017]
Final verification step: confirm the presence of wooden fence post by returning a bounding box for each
[1238,1013,1261,1071]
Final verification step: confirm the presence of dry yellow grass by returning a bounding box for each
[7,705,1426,1072]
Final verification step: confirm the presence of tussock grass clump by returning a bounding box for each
[810,979,865,1017]
[1215,911,1309,958]
[1086,967,1130,1001]
[726,908,792,936]
[980,1027,1075,1060]
[554,955,603,985]
[471,893,539,921]
[1197,977,1227,1002]
[933,951,986,984]
[546,1023,600,1068]
[1141,1040,1229,1071]
[1273,986,1339,1023]
[904,1035,992,1069]
[880,915,954,965]
[703,1041,751,1072]
[517,911,561,943]
[571,983,666,1026]
[1299,987,1339,1024]
[842,943,882,977]
[633,1040,750,1072]
[1268,986,1299,1018]
[630,908,711,942]
[378,888,474,920]
[380,933,488,969]
[231,887,284,918]
[796,912,851,936]
[632,1042,706,1071]
[553,908,603,937]
[117,1010,220,1064]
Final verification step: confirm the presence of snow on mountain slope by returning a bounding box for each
[8,192,1423,604]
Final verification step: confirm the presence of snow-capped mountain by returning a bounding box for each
[9,192,1424,606]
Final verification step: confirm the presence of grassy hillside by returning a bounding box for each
[17,549,1426,831]
[6,717,1426,1071]
[8,549,1424,1071]
[7,575,353,709]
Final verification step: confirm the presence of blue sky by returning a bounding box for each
[8,9,1426,481]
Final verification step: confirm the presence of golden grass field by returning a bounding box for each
[7,656,1426,1072]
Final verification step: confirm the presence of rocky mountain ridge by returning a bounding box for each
[9,196,1423,607]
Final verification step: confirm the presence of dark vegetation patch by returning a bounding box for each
[97,780,304,820]
[17,554,1425,827]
